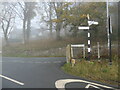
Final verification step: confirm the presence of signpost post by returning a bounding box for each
[87,14,91,61]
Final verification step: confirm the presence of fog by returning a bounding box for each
[0,2,118,46]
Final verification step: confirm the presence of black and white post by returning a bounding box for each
[87,14,91,61]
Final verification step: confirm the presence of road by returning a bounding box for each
[1,57,117,89]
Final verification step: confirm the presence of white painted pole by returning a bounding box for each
[83,46,85,58]
[66,45,69,63]
[97,42,100,59]
[107,0,110,50]
[71,46,73,58]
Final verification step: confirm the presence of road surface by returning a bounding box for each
[0,57,118,89]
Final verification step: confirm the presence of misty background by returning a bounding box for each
[0,2,118,58]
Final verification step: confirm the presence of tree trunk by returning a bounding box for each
[23,18,26,44]
[56,29,61,40]
[53,2,63,40]
[56,22,62,40]
[64,28,67,37]
[49,19,53,38]
[23,9,27,45]
[49,3,53,38]
[72,27,78,37]
[26,18,31,44]
[4,34,9,46]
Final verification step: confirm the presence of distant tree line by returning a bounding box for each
[0,2,118,45]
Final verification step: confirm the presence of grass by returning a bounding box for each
[62,58,119,86]
[2,37,86,57]
[2,37,118,57]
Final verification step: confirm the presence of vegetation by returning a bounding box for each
[62,57,119,86]
[3,37,118,58]
[0,2,118,45]
[2,37,86,57]
[1,2,119,87]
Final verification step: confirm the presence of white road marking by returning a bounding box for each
[43,62,48,63]
[90,84,103,89]
[0,60,63,64]
[0,74,24,86]
[85,84,90,88]
[54,61,62,63]
[35,62,42,63]
[55,79,115,89]
[85,84,102,89]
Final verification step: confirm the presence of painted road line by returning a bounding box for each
[85,84,102,89]
[43,62,48,63]
[90,84,103,89]
[0,60,64,64]
[54,61,62,63]
[55,79,115,89]
[85,84,90,88]
[35,62,42,63]
[0,74,24,86]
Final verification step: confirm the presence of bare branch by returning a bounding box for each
[43,2,49,18]
[18,2,25,11]
[1,21,5,33]
[10,4,23,19]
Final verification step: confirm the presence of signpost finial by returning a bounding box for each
[87,14,90,20]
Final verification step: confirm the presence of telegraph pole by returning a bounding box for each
[108,16,112,65]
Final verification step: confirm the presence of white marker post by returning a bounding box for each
[97,42,100,59]
[87,14,91,61]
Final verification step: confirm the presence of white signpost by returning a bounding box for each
[78,26,89,30]
[78,14,98,61]
[88,21,98,26]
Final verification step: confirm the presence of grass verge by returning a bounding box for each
[62,59,119,86]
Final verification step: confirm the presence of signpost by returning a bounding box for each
[78,14,98,61]
[88,21,98,25]
[78,26,89,30]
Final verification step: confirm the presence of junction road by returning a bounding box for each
[1,57,117,89]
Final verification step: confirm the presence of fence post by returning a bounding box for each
[66,44,72,63]
[97,42,100,59]
[83,46,85,58]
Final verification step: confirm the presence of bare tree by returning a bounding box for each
[49,2,53,37]
[10,2,36,44]
[25,2,36,44]
[0,3,16,45]
[37,2,54,38]
[53,2,63,40]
